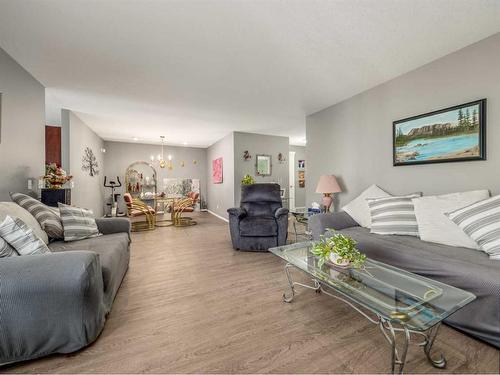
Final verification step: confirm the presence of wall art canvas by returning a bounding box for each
[82,147,99,176]
[162,178,201,210]
[212,157,223,183]
[298,170,305,188]
[256,154,272,176]
[393,99,486,166]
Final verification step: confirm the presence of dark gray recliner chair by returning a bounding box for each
[228,183,288,251]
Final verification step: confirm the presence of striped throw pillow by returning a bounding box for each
[446,195,500,260]
[10,192,64,239]
[367,194,421,236]
[0,216,50,255]
[0,237,18,258]
[58,203,100,242]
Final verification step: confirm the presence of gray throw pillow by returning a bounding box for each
[0,216,51,255]
[367,194,421,236]
[0,237,18,258]
[10,192,64,239]
[58,203,100,242]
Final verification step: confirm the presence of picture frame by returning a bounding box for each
[212,157,223,183]
[298,160,305,169]
[393,99,486,166]
[256,154,272,176]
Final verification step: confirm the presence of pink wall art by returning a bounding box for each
[212,157,223,184]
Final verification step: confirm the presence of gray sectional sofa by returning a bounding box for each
[309,211,500,348]
[0,215,130,365]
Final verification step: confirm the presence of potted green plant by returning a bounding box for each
[241,174,255,185]
[311,231,366,268]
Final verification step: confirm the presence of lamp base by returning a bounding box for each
[322,194,333,212]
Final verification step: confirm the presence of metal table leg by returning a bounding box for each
[281,263,447,374]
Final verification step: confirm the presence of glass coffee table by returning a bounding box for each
[270,242,476,374]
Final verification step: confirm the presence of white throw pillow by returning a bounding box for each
[446,195,500,260]
[413,190,490,249]
[342,184,391,228]
[0,216,50,256]
[0,202,49,244]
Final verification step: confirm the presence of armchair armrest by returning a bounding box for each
[95,217,131,239]
[274,207,289,218]
[0,251,106,364]
[308,211,359,240]
[227,207,247,218]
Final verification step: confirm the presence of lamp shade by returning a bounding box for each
[315,175,342,194]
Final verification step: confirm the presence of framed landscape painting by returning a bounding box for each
[393,99,486,166]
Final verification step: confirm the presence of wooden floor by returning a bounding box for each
[4,213,499,374]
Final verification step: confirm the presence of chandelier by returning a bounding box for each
[150,136,172,169]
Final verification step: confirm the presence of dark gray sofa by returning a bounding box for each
[0,218,130,365]
[309,211,500,348]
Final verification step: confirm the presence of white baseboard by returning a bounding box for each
[207,210,229,223]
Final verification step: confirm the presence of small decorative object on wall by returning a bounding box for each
[81,147,99,176]
[43,163,73,189]
[298,170,305,188]
[180,161,185,167]
[241,174,255,185]
[193,160,198,165]
[212,157,223,184]
[277,152,286,163]
[393,99,486,166]
[298,160,305,169]
[256,154,272,176]
[243,150,252,161]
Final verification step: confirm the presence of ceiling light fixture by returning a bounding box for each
[150,136,171,169]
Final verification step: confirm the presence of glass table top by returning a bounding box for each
[270,242,476,331]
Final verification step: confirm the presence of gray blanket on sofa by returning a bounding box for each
[309,212,500,348]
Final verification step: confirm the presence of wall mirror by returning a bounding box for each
[125,161,158,201]
[256,154,272,176]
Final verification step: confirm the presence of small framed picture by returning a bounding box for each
[298,160,305,169]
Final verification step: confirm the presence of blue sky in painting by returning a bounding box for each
[396,104,479,135]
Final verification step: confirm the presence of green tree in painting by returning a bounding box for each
[465,108,471,127]
[458,108,464,128]
[472,108,478,126]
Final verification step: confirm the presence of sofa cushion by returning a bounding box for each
[10,192,64,239]
[446,195,500,260]
[367,194,421,236]
[49,233,130,307]
[59,203,100,241]
[342,184,391,228]
[239,216,277,237]
[413,190,490,249]
[0,216,51,255]
[0,201,49,244]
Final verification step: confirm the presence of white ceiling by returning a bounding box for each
[1,1,499,147]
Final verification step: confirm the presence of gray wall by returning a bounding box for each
[0,47,45,200]
[206,133,234,219]
[307,32,500,209]
[103,140,207,207]
[63,110,105,216]
[290,145,306,208]
[233,132,290,206]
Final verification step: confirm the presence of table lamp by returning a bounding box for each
[315,175,342,212]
